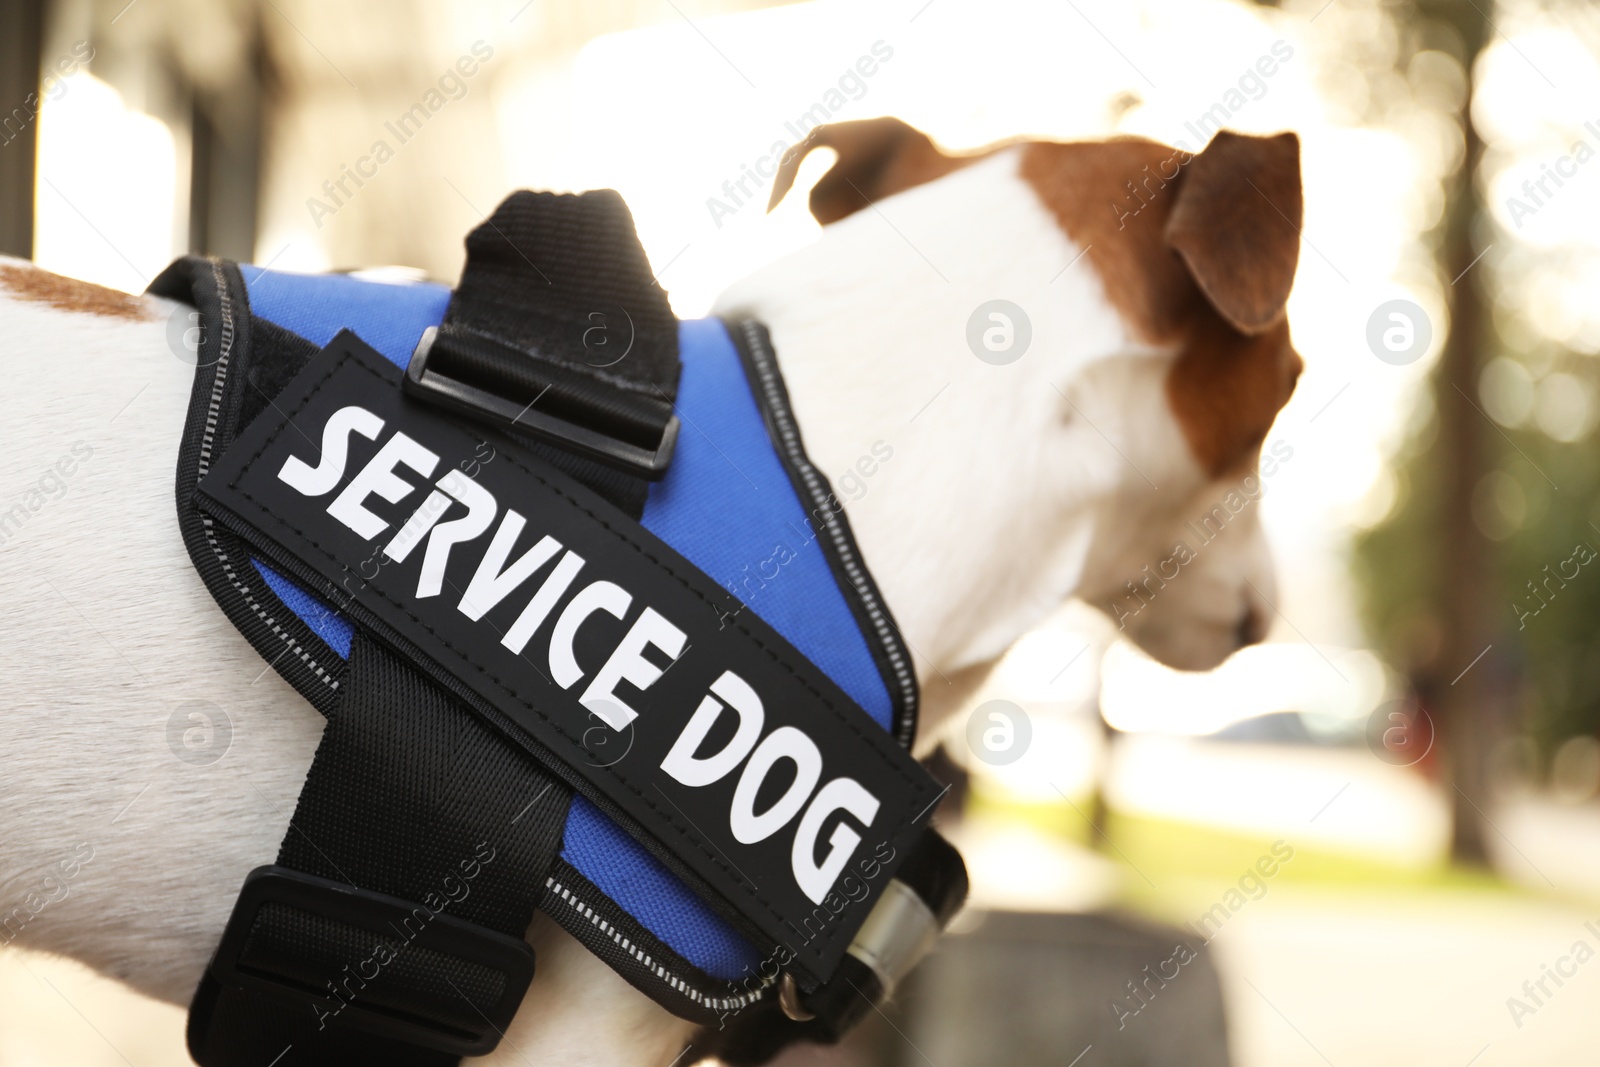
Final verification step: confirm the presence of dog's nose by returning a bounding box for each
[1235,603,1268,647]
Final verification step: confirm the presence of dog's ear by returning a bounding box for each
[767,117,968,225]
[1166,131,1302,335]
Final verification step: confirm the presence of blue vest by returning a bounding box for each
[240,266,906,991]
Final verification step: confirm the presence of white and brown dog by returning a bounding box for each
[0,119,1301,1064]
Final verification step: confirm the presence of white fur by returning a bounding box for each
[0,147,1275,1064]
[715,149,1274,684]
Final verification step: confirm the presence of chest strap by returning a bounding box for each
[187,633,563,1062]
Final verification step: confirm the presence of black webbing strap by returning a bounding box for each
[190,192,673,1065]
[271,638,566,919]
[188,636,570,1065]
[407,189,681,485]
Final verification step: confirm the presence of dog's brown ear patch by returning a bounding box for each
[1166,131,1302,335]
[1019,138,1202,343]
[0,263,155,322]
[1019,133,1304,476]
[767,117,980,224]
[1165,313,1301,477]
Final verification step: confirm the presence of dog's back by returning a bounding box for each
[0,263,321,997]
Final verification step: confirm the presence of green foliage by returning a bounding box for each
[1350,407,1444,676]
[1353,351,1600,760]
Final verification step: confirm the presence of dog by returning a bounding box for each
[0,118,1301,1065]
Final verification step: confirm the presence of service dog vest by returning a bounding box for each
[156,190,964,1066]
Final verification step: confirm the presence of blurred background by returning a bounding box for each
[3,0,1600,1063]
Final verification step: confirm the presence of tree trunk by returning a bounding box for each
[1413,0,1494,865]
[0,0,45,258]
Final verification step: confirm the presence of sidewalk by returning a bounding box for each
[1217,885,1600,1067]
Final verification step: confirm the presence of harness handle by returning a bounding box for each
[404,189,681,480]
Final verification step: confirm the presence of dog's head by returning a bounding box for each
[756,118,1303,673]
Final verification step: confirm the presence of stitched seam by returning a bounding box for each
[217,344,927,945]
[738,321,918,747]
[193,259,340,690]
[546,877,773,1011]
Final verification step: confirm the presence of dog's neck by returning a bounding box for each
[715,149,1154,692]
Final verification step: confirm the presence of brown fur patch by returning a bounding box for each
[767,117,993,224]
[0,263,156,321]
[1019,136,1303,476]
[1019,138,1201,343]
[1165,315,1301,477]
[770,123,1304,476]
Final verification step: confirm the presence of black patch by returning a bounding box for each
[195,329,940,981]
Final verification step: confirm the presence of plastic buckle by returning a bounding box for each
[403,326,679,480]
[206,866,535,1057]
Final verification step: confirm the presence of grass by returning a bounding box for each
[966,786,1527,921]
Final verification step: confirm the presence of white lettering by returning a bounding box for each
[549,580,632,688]
[459,511,562,621]
[730,726,821,844]
[661,672,764,786]
[405,471,497,598]
[383,487,451,564]
[581,608,686,728]
[501,551,585,655]
[278,405,384,496]
[327,431,440,539]
[791,778,879,904]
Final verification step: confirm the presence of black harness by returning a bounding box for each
[153,190,965,1066]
